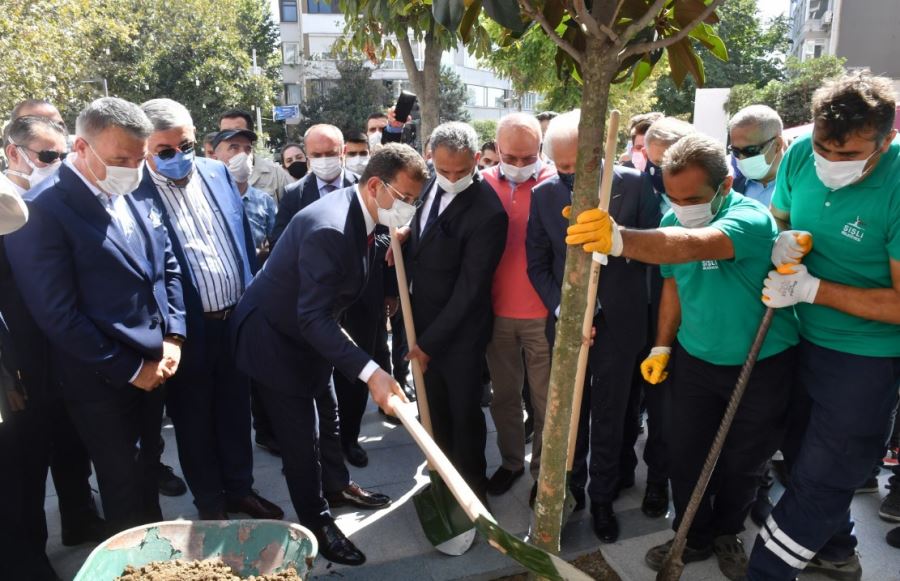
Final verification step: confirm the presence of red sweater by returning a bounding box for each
[482,164,557,319]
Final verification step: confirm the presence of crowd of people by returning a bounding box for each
[0,68,898,581]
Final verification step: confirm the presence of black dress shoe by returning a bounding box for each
[225,492,284,519]
[487,466,525,496]
[255,432,282,456]
[343,443,369,468]
[61,512,107,546]
[157,462,187,497]
[327,482,391,509]
[198,508,229,520]
[314,521,366,566]
[591,503,619,543]
[642,481,669,518]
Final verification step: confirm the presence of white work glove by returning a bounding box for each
[762,264,820,308]
[771,230,813,270]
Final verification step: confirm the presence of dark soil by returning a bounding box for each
[115,559,304,581]
[492,549,619,580]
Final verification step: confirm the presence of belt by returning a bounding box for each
[203,307,235,321]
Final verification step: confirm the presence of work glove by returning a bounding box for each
[563,207,623,263]
[761,264,820,308]
[771,230,813,273]
[640,346,671,385]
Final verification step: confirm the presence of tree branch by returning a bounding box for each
[573,0,619,44]
[518,0,584,66]
[618,0,667,48]
[620,0,728,59]
[609,0,628,28]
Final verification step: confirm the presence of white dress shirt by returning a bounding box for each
[418,179,460,235]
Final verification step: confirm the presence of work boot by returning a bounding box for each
[645,538,712,572]
[712,534,748,580]
[805,552,862,581]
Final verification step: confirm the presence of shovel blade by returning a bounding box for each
[413,471,476,556]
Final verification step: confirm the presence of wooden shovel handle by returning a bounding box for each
[566,110,621,469]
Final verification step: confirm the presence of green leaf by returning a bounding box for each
[672,0,720,27]
[688,22,727,61]
[666,37,705,87]
[482,0,527,36]
[631,56,654,89]
[459,0,483,43]
[432,0,466,33]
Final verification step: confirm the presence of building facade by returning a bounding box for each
[276,0,536,127]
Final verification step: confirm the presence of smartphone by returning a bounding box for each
[394,91,417,124]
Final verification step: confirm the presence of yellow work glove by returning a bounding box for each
[563,207,623,256]
[771,231,813,274]
[640,346,671,385]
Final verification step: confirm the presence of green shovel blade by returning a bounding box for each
[413,471,476,555]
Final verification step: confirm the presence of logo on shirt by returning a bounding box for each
[702,260,719,271]
[840,216,865,243]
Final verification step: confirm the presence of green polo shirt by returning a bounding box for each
[771,135,900,357]
[660,192,800,366]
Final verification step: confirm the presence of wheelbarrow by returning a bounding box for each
[73,519,317,581]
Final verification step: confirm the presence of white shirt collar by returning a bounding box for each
[65,157,109,201]
[354,184,376,236]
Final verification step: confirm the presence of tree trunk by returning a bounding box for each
[396,20,441,152]
[532,34,619,560]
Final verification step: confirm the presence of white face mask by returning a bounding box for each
[813,149,877,190]
[16,148,61,188]
[227,152,253,183]
[671,186,724,229]
[87,143,144,196]
[309,156,343,182]
[631,150,647,173]
[368,131,383,150]
[376,182,417,228]
[435,170,474,195]
[736,140,776,181]
[500,160,539,183]
[345,155,370,175]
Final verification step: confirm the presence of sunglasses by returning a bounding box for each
[156,142,196,160]
[18,145,67,164]
[728,136,776,159]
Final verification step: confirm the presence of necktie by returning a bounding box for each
[323,184,337,194]
[105,195,146,261]
[422,186,445,233]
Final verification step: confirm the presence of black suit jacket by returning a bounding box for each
[526,169,661,354]
[232,187,375,397]
[404,173,508,365]
[270,170,359,246]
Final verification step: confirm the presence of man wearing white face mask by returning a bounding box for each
[566,134,799,579]
[3,115,67,195]
[343,132,370,176]
[270,124,357,246]
[746,71,900,581]
[727,105,785,208]
[401,122,509,500]
[5,97,188,535]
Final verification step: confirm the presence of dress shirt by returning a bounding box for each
[150,167,243,312]
[418,179,460,235]
[742,179,776,209]
[316,172,345,198]
[354,185,380,383]
[241,185,277,248]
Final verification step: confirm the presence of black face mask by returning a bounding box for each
[558,172,575,191]
[287,161,307,179]
[646,160,665,194]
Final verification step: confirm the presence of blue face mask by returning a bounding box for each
[558,172,575,191]
[154,150,195,180]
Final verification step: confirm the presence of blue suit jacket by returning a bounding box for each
[134,157,257,374]
[5,164,187,399]
[232,186,373,396]
[526,168,660,353]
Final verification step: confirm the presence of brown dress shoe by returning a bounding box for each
[326,482,391,510]
[225,492,284,519]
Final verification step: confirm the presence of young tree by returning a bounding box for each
[439,65,471,123]
[435,0,729,561]
[299,58,392,135]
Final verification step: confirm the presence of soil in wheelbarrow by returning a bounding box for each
[116,558,304,581]
[492,549,618,580]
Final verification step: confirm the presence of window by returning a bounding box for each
[306,79,339,99]
[282,42,300,65]
[486,87,507,108]
[466,85,487,108]
[284,84,302,105]
[307,0,339,13]
[308,35,339,59]
[280,0,298,22]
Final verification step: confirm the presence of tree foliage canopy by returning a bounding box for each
[299,59,392,136]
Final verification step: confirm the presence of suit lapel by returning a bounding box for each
[411,176,434,253]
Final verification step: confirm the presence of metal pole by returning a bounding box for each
[102,78,108,97]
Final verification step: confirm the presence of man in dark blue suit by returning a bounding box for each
[526,110,661,543]
[5,97,188,534]
[136,99,282,521]
[232,143,426,565]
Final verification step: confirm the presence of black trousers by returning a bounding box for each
[67,384,164,534]
[572,316,641,504]
[166,317,253,513]
[250,380,274,440]
[316,380,351,494]
[670,344,794,549]
[424,353,487,493]
[389,310,409,384]
[258,383,333,528]
[334,303,380,449]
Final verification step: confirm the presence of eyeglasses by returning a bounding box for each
[728,136,776,159]
[382,180,422,207]
[156,142,195,160]
[17,145,67,164]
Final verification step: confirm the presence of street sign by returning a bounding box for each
[274,105,300,121]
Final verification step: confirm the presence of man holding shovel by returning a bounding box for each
[565,133,799,580]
